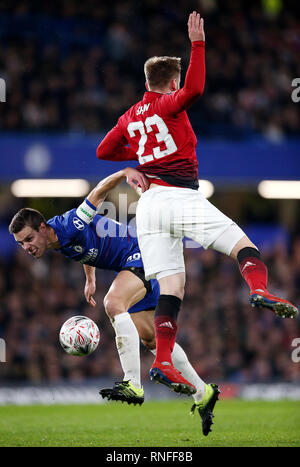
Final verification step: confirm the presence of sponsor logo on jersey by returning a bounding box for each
[74,245,84,253]
[73,217,85,231]
[136,103,150,115]
[79,248,98,264]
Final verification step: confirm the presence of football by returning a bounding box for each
[59,315,100,356]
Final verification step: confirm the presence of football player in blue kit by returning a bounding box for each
[9,167,211,435]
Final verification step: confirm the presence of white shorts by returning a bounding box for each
[136,186,245,280]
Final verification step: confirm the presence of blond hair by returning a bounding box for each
[144,56,181,90]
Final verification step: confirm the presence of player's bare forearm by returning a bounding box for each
[76,169,148,226]
[83,264,96,283]
[87,170,127,207]
[87,168,150,207]
[83,264,97,307]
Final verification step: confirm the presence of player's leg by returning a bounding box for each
[130,309,156,350]
[154,271,185,363]
[128,271,189,383]
[132,309,206,400]
[132,308,219,435]
[150,270,198,394]
[211,230,298,318]
[102,270,146,393]
[183,190,298,319]
[136,190,197,394]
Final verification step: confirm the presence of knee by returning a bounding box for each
[141,337,156,350]
[167,288,185,302]
[174,287,185,301]
[230,236,258,260]
[139,327,156,350]
[158,273,185,301]
[159,286,185,301]
[103,294,125,319]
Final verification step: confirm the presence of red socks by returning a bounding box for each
[152,250,268,368]
[153,295,181,365]
[154,315,178,364]
[238,248,268,293]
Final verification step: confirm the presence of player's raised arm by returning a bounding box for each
[87,167,149,204]
[159,11,206,115]
[76,168,149,225]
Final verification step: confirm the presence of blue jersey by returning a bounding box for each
[47,209,160,313]
[47,209,141,271]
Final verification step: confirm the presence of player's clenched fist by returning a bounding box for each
[188,11,205,42]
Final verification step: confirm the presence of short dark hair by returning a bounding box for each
[144,56,181,90]
[9,208,46,235]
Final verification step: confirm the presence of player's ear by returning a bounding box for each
[38,222,47,232]
[145,81,149,91]
[170,79,177,92]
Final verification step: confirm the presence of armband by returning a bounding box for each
[76,198,97,224]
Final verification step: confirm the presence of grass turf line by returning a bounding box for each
[0,399,299,447]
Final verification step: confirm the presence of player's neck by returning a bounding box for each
[148,87,170,95]
[46,226,61,250]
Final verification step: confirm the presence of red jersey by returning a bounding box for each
[97,41,205,190]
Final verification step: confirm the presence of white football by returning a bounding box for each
[59,315,100,356]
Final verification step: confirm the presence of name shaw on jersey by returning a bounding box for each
[136,103,150,115]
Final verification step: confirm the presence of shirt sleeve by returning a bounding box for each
[96,121,138,161]
[157,41,206,116]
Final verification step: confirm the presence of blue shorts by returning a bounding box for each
[122,252,160,314]
[128,278,160,314]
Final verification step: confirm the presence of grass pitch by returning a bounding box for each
[0,399,299,447]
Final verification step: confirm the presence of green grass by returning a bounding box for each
[0,399,299,447]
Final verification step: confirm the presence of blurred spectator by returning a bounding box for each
[0,0,299,138]
[0,236,299,384]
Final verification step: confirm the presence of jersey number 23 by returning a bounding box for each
[127,114,177,164]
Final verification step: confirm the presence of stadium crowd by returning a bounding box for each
[0,0,299,139]
[0,236,299,385]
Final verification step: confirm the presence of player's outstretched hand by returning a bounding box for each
[188,11,205,42]
[123,167,150,193]
[84,280,97,307]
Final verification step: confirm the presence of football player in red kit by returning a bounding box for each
[96,11,298,432]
